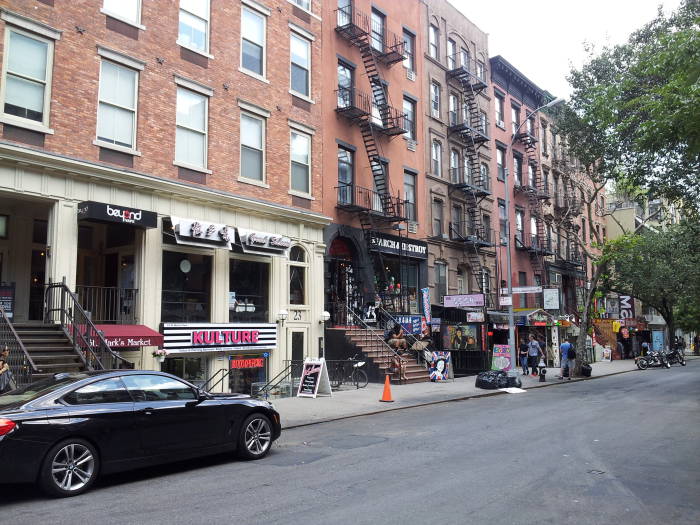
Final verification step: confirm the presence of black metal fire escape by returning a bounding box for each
[446,56,491,294]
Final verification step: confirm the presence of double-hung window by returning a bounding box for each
[241,7,266,77]
[404,171,416,222]
[291,0,310,11]
[450,149,459,183]
[447,39,456,69]
[511,104,520,135]
[97,61,138,150]
[402,97,415,140]
[515,209,524,243]
[1,27,54,128]
[102,0,141,26]
[514,155,523,185]
[337,61,353,108]
[431,140,442,176]
[435,262,447,301]
[403,30,415,71]
[495,94,504,126]
[290,131,311,194]
[178,0,210,54]
[240,113,265,182]
[498,200,507,243]
[429,25,439,59]
[432,199,443,236]
[460,48,470,69]
[290,33,311,97]
[496,147,505,181]
[175,87,208,170]
[338,147,353,205]
[430,81,440,118]
[448,93,458,125]
[370,9,384,52]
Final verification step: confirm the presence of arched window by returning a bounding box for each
[289,245,308,305]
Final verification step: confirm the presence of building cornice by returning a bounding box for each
[0,141,331,228]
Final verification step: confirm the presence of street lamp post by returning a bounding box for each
[503,97,564,375]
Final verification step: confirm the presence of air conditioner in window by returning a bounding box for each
[406,69,416,81]
[406,139,417,151]
[440,233,449,240]
[408,222,418,233]
[497,120,505,128]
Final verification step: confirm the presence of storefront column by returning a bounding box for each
[137,227,162,371]
[47,200,77,290]
[269,254,286,376]
[211,248,229,323]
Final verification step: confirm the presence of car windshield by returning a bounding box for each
[0,374,90,408]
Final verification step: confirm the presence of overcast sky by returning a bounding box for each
[448,0,682,98]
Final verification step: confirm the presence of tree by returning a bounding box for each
[565,0,700,212]
[603,222,700,347]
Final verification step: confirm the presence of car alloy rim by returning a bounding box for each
[245,417,271,455]
[52,443,95,491]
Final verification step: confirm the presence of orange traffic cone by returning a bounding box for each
[379,373,394,402]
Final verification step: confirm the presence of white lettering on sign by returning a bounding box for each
[619,295,634,319]
[370,236,427,256]
[106,204,142,224]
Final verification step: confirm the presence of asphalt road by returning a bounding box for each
[3,361,699,525]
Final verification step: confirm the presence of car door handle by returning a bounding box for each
[140,407,155,415]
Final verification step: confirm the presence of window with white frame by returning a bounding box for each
[178,0,210,54]
[240,113,265,182]
[175,87,208,169]
[290,33,311,97]
[495,93,504,126]
[496,147,505,181]
[403,97,416,140]
[370,9,385,52]
[241,7,266,76]
[431,140,442,176]
[460,48,470,69]
[291,0,310,11]
[430,81,440,117]
[290,130,311,194]
[103,0,141,25]
[289,245,307,305]
[435,262,447,301]
[404,171,416,222]
[402,30,415,71]
[432,199,443,236]
[476,61,485,80]
[1,28,53,126]
[447,39,456,69]
[448,93,458,125]
[97,61,138,149]
[429,24,439,59]
[450,149,459,182]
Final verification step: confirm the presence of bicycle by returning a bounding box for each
[329,354,369,389]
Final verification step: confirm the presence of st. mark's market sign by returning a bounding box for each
[368,232,428,260]
[161,323,277,353]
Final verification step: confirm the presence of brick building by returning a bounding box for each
[0,0,329,392]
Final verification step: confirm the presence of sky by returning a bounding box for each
[448,0,683,98]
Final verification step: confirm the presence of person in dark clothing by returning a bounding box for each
[519,340,529,375]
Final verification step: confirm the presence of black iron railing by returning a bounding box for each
[336,5,405,65]
[447,113,490,143]
[449,167,491,192]
[450,223,495,246]
[335,87,407,135]
[0,305,37,388]
[336,184,406,219]
[75,286,138,324]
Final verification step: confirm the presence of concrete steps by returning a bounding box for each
[11,323,87,379]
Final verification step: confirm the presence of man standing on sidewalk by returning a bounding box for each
[528,334,543,376]
[558,339,575,380]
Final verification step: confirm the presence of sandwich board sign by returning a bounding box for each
[297,357,332,398]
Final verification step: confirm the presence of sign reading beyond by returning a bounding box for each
[78,201,157,228]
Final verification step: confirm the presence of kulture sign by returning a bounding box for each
[230,358,265,369]
[161,323,277,354]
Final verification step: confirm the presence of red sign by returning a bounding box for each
[230,358,265,369]
[193,330,259,345]
[533,322,547,326]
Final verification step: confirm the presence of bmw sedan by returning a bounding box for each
[0,370,281,497]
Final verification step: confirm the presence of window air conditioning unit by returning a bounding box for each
[406,69,416,81]
[497,120,505,128]
[408,222,418,233]
[441,233,449,240]
[407,139,417,151]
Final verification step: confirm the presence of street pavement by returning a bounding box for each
[2,359,698,525]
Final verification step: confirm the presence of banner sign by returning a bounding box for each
[161,323,277,353]
[421,287,432,323]
[619,295,635,320]
[369,232,428,260]
[500,286,543,295]
[77,201,157,229]
[0,283,15,319]
[443,293,485,308]
[491,344,512,372]
[297,358,332,398]
[397,315,422,335]
[466,311,485,323]
[429,351,450,382]
[543,288,560,310]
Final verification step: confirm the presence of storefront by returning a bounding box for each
[433,304,488,376]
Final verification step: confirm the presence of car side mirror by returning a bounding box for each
[198,389,208,402]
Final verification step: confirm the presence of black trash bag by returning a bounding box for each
[475,370,509,390]
[581,363,592,377]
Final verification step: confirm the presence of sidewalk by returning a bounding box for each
[274,359,641,429]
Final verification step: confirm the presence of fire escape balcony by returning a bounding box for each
[449,223,495,248]
[336,184,407,222]
[446,56,488,91]
[515,128,538,146]
[335,5,370,44]
[515,234,555,255]
[335,5,405,66]
[553,195,583,215]
[335,88,407,137]
[556,247,583,267]
[447,114,489,144]
[449,167,491,197]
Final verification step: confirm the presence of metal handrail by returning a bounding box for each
[254,362,296,399]
[335,183,407,219]
[0,305,38,387]
[345,306,406,374]
[44,281,133,371]
[201,368,227,392]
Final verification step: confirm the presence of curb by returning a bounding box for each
[282,365,643,430]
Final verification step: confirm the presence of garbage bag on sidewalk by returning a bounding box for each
[581,363,592,377]
[475,370,509,390]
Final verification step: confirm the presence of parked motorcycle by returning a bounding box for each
[666,347,687,366]
[636,350,671,370]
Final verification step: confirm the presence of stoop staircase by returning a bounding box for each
[11,323,85,381]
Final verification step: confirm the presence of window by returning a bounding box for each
[63,377,131,405]
[337,0,351,25]
[543,169,550,193]
[338,147,353,205]
[96,61,138,150]
[403,97,416,140]
[581,218,587,242]
[289,246,307,305]
[337,61,353,108]
[290,130,311,194]
[496,147,505,181]
[240,113,264,181]
[460,48,470,68]
[447,39,456,69]
[291,0,310,10]
[483,214,491,242]
[241,7,266,76]
[530,216,538,245]
[103,0,141,25]
[515,209,524,243]
[431,140,442,176]
[457,269,466,295]
[514,155,523,185]
[511,105,520,134]
[290,33,311,97]
[541,124,548,155]
[161,251,212,323]
[479,110,488,134]
[403,30,415,71]
[430,81,440,117]
[179,0,210,54]
[123,374,196,402]
[526,116,535,135]
[429,25,439,59]
[495,94,504,126]
[370,9,385,52]
[518,272,527,307]
[435,262,447,302]
[175,88,207,169]
[450,149,459,181]
[476,61,485,79]
[404,171,416,222]
[452,204,463,236]
[432,199,443,236]
[498,200,507,243]
[229,258,269,322]
[480,162,489,186]
[448,93,458,125]
[1,28,53,126]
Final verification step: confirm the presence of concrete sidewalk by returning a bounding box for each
[274,359,644,429]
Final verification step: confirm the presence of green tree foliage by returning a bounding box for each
[563,0,700,210]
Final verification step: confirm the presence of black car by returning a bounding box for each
[0,370,281,497]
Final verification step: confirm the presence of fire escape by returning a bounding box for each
[445,55,493,295]
[334,5,408,300]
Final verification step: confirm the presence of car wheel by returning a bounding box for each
[238,413,273,460]
[39,438,99,497]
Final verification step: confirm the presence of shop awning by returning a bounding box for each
[94,324,164,348]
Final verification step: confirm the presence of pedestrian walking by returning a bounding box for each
[527,334,543,376]
[558,339,575,380]
[519,339,529,375]
[0,358,14,394]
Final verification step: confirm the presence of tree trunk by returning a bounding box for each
[573,263,605,376]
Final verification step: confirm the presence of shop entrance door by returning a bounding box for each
[28,249,46,321]
[328,237,359,326]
